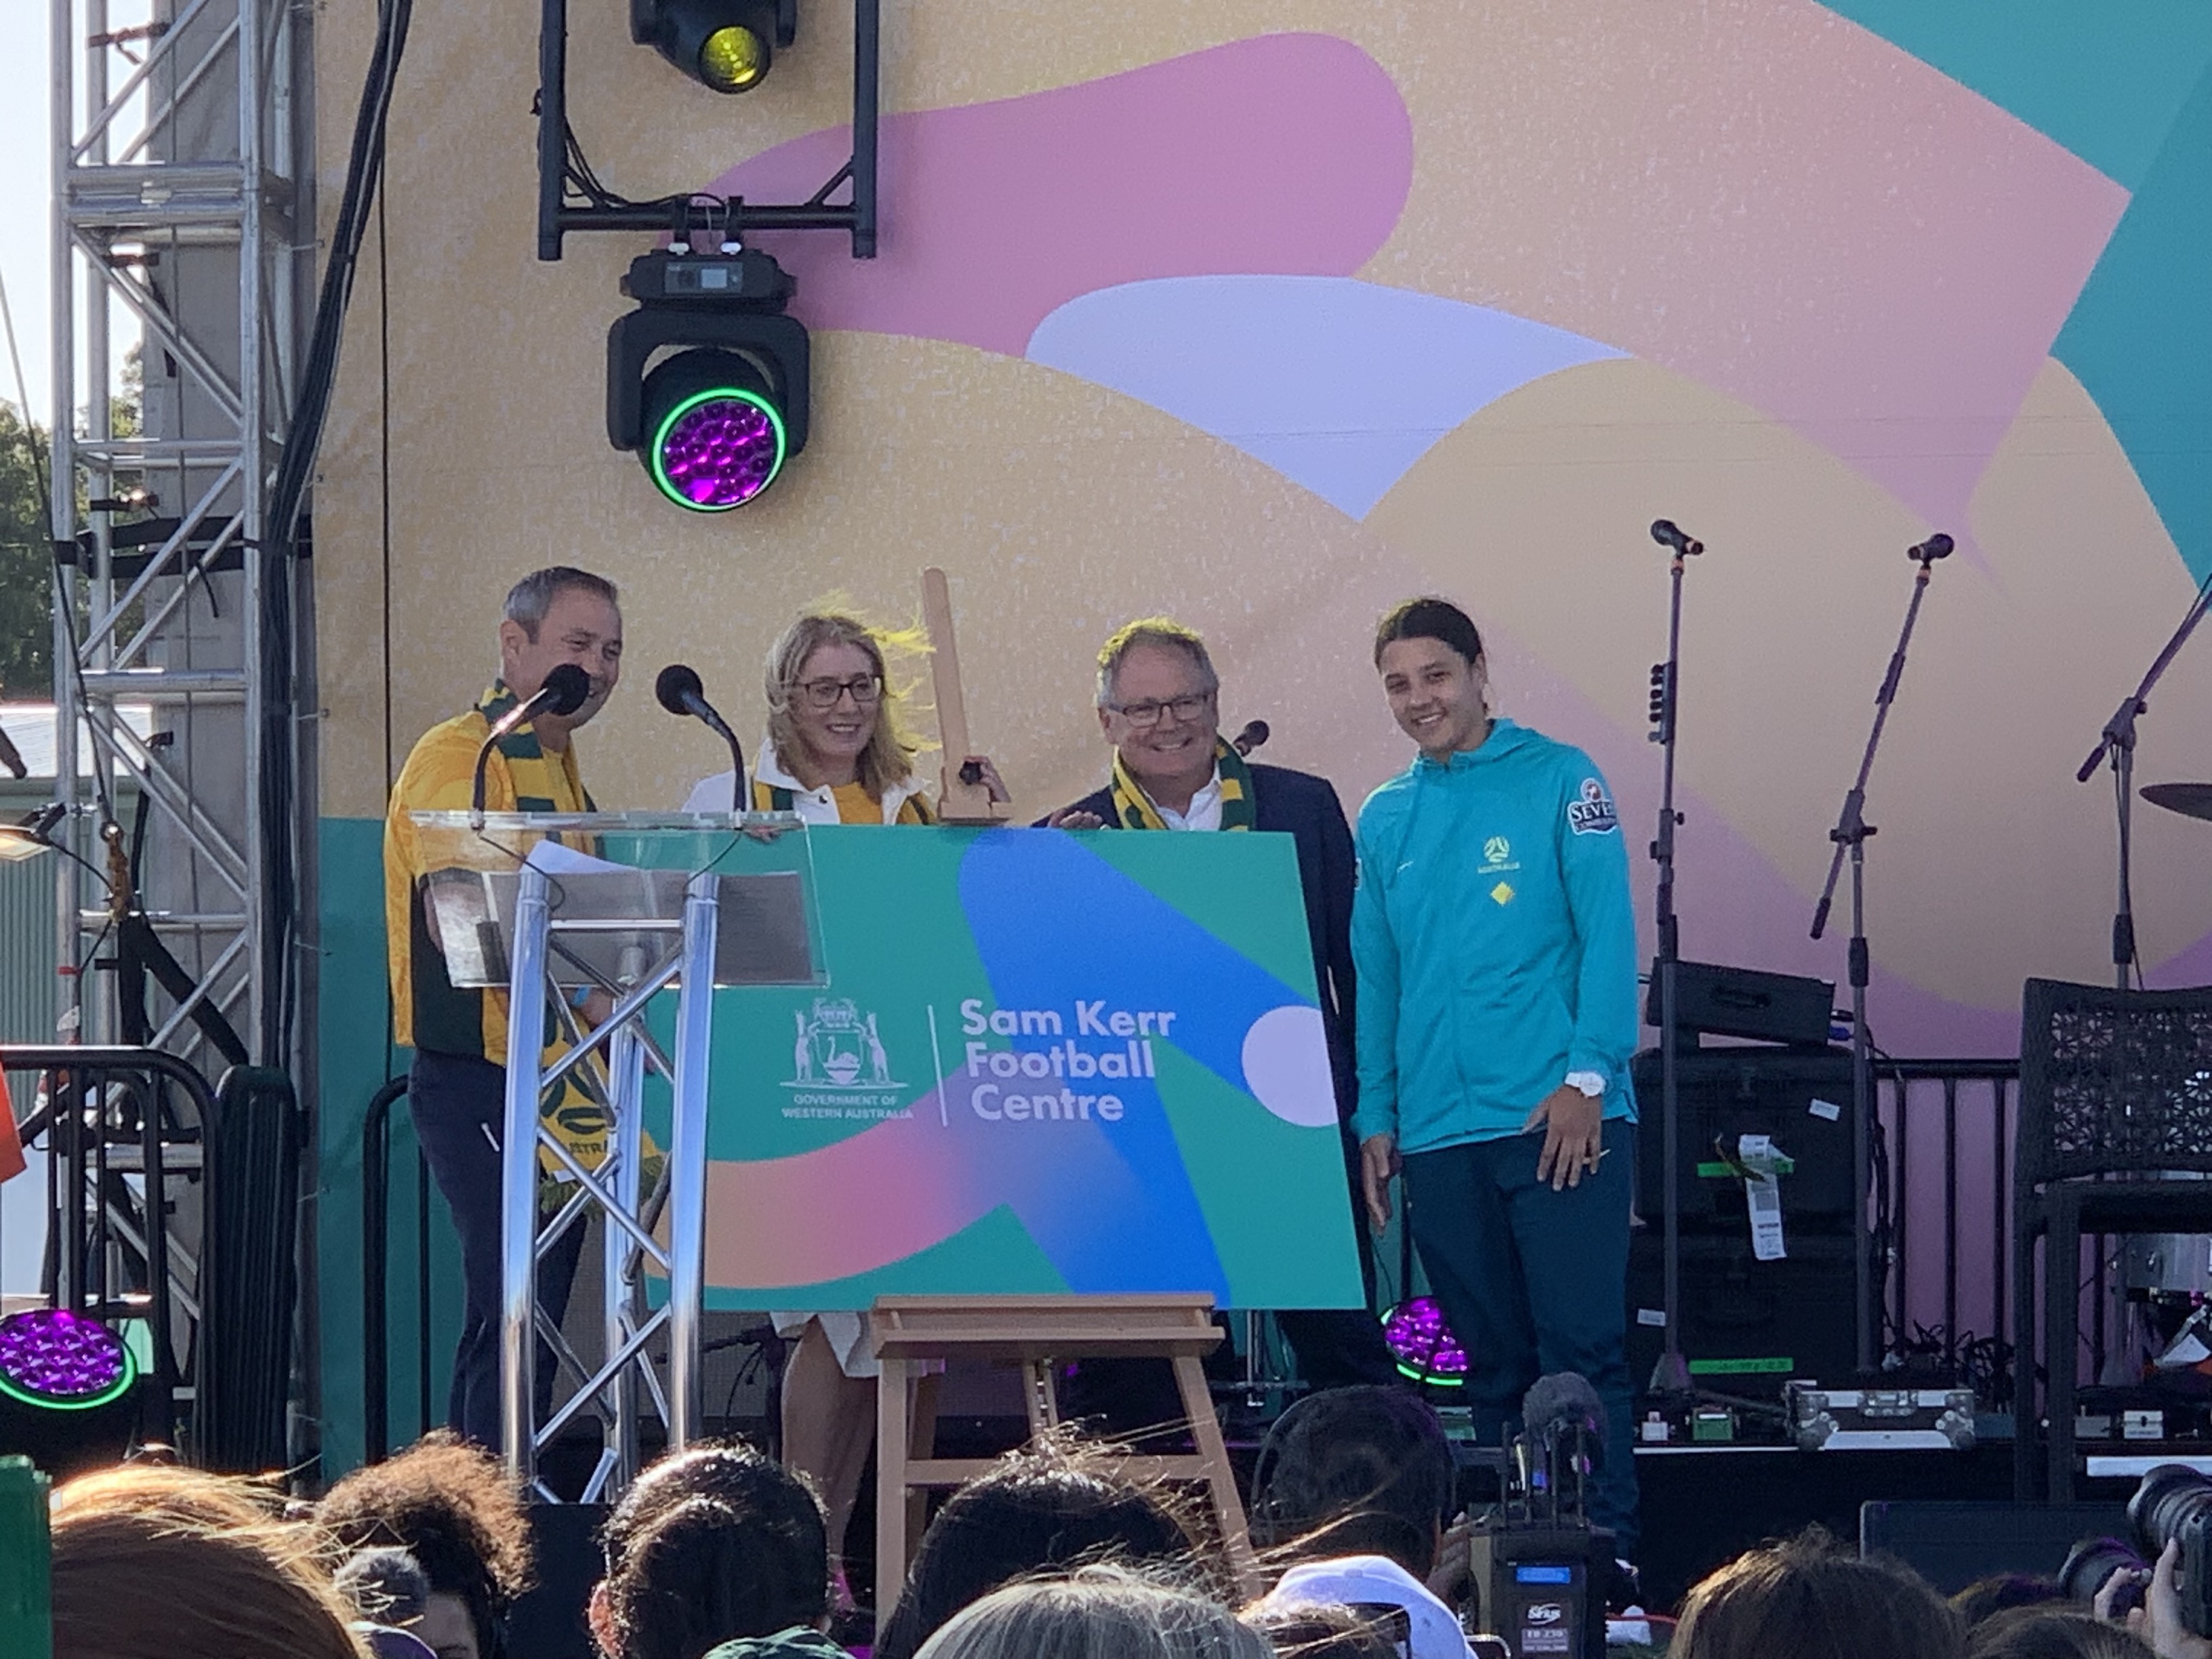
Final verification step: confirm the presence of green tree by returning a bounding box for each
[0,401,51,697]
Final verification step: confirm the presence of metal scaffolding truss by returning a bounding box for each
[50,0,310,1070]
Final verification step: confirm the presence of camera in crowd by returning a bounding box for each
[2060,1463,2212,1636]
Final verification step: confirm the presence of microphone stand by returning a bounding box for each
[2076,567,2212,990]
[1647,538,1698,1401]
[1811,544,1947,1376]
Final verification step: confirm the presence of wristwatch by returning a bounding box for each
[1563,1070,1606,1099]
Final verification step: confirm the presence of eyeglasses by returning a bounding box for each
[796,674,882,710]
[1107,691,1213,729]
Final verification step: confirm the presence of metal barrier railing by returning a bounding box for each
[0,1046,301,1471]
[2,1044,216,1448]
[361,1073,435,1462]
[1875,1058,2020,1393]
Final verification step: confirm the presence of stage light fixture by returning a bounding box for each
[0,1309,143,1478]
[609,248,810,512]
[0,1310,138,1414]
[632,0,796,94]
[644,350,787,510]
[1380,1295,1469,1389]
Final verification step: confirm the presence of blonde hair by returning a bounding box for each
[50,1466,367,1659]
[1095,619,1219,708]
[913,1563,1268,1659]
[763,609,933,799]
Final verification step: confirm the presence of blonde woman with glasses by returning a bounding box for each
[680,607,1008,1599]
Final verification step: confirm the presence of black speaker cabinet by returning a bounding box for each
[1626,1231,1858,1400]
[1632,1048,1857,1231]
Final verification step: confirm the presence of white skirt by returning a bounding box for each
[772,1310,880,1379]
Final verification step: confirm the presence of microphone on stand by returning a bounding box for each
[655,663,747,815]
[470,663,590,829]
[1523,1370,1608,1468]
[1651,519,1704,557]
[1231,719,1271,757]
[1908,533,1954,563]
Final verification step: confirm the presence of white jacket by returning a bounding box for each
[680,735,930,824]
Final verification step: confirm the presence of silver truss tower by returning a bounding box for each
[50,0,312,1069]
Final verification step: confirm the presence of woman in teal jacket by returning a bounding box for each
[1352,596,1641,1565]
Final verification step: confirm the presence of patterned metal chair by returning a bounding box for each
[2013,978,2212,1500]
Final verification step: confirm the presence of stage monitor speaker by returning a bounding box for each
[1860,1500,2127,1595]
[1627,1232,1856,1401]
[1647,961,1835,1048]
[1633,1048,1857,1232]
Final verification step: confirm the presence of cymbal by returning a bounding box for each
[2142,783,2212,822]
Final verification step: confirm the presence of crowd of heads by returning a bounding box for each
[33,1384,2192,1659]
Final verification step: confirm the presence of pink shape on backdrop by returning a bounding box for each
[700,33,1414,357]
[703,16,2127,542]
[703,1099,987,1286]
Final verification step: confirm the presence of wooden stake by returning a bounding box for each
[922,567,1009,824]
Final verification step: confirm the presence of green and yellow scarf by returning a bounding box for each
[476,681,600,814]
[475,682,643,1197]
[1107,737,1257,831]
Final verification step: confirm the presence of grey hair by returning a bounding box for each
[502,567,619,640]
[912,1564,1269,1659]
[1094,618,1220,708]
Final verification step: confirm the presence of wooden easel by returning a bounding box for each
[921,567,1010,825]
[869,1294,1257,1627]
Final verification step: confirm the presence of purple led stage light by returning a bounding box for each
[0,1309,137,1410]
[650,387,787,512]
[1380,1295,1467,1388]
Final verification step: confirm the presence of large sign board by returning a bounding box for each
[694,825,1365,1311]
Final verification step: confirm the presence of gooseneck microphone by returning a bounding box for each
[1908,533,1954,562]
[1650,519,1704,557]
[1231,719,1270,757]
[470,663,590,828]
[655,663,747,815]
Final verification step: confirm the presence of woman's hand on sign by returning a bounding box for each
[1045,804,1107,830]
[1360,1132,1402,1235]
[962,755,1012,804]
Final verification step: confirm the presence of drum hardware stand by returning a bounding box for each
[1645,520,1703,1401]
[2077,565,2212,991]
[1811,534,1952,1376]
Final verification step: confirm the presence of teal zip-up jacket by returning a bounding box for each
[1350,718,1639,1153]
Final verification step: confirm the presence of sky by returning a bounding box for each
[0,4,52,428]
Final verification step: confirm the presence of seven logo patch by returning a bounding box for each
[1567,777,1619,836]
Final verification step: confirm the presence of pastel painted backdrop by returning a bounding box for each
[308,3,2212,1467]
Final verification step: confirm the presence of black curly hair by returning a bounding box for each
[874,1437,1198,1659]
[319,1431,534,1659]
[599,1440,830,1659]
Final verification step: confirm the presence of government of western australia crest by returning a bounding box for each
[783,996,909,1116]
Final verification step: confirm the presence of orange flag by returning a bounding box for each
[0,1069,24,1184]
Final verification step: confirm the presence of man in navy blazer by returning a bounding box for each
[1043,618,1399,1391]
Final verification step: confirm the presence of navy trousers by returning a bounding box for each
[408,1048,586,1450]
[1402,1119,1639,1558]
